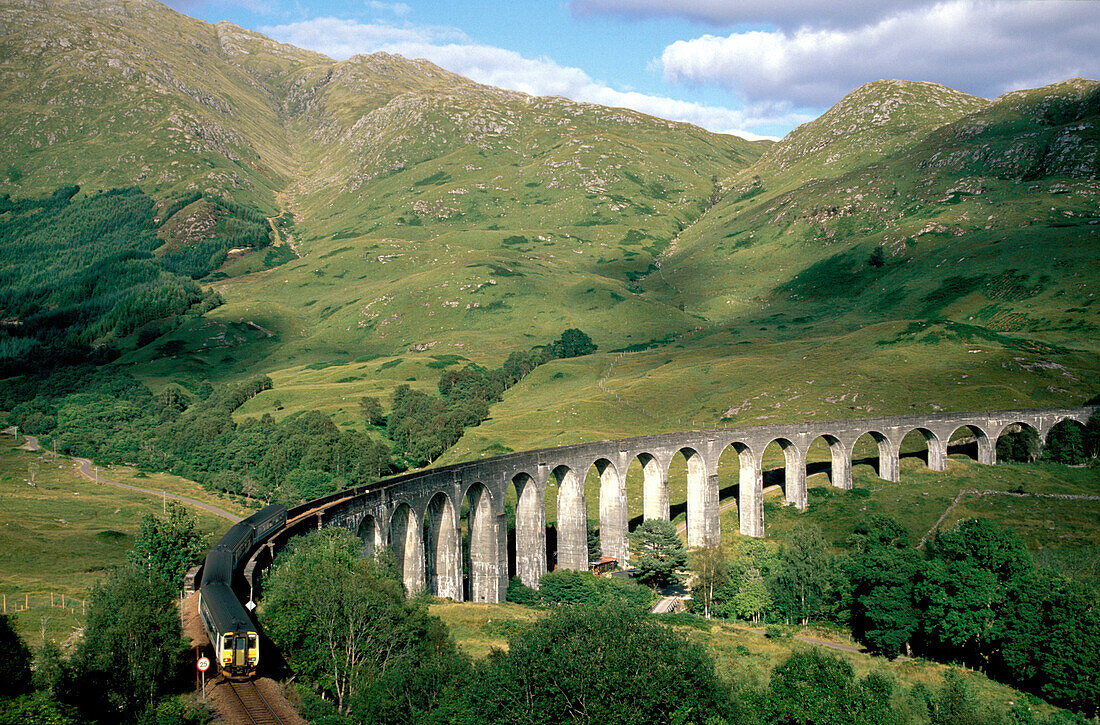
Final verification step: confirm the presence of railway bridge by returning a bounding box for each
[253,406,1096,605]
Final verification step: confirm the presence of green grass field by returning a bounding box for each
[0,437,244,646]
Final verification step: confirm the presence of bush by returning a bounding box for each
[463,603,736,724]
[537,569,655,609]
[764,625,790,639]
[0,614,32,700]
[0,693,80,725]
[505,577,542,606]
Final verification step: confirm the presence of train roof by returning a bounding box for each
[245,504,286,527]
[201,582,254,632]
[219,521,253,550]
[202,546,235,587]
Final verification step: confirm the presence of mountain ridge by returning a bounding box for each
[0,0,1096,460]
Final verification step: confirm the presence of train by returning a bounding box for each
[197,503,287,678]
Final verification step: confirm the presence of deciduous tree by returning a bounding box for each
[766,649,895,725]
[846,516,922,659]
[262,529,467,718]
[733,566,771,623]
[358,396,384,426]
[995,425,1040,463]
[1044,421,1087,465]
[127,502,210,588]
[689,545,728,619]
[66,564,184,723]
[0,614,32,700]
[770,523,835,625]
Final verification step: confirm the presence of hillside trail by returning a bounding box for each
[648,485,886,660]
[918,487,1100,548]
[17,434,241,523]
[267,189,301,258]
[643,185,722,295]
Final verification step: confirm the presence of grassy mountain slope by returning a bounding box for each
[0,0,325,209]
[644,78,1098,333]
[67,8,765,386]
[748,79,990,186]
[446,80,1099,458]
[1,0,1096,466]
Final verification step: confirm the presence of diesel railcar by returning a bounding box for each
[198,504,287,678]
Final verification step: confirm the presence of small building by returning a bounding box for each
[589,556,617,576]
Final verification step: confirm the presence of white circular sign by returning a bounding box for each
[197,657,210,672]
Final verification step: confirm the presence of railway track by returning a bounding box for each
[225,680,286,725]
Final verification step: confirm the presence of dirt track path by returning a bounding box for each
[19,434,242,523]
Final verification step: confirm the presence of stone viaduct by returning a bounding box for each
[280,406,1095,605]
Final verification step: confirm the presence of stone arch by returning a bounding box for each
[720,441,763,538]
[671,447,717,547]
[851,430,898,482]
[993,421,1042,463]
[637,452,668,522]
[389,503,423,595]
[806,433,850,490]
[590,458,628,563]
[1042,418,1088,464]
[764,437,807,510]
[462,482,498,602]
[357,513,382,557]
[993,419,1042,442]
[424,492,461,600]
[900,427,947,471]
[553,465,587,571]
[511,472,545,587]
[947,424,995,465]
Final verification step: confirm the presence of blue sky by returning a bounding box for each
[166,0,1099,140]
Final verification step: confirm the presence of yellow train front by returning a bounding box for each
[198,583,259,678]
[216,626,259,678]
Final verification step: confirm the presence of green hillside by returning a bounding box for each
[0,0,1096,465]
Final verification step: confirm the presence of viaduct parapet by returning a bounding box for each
[270,406,1096,604]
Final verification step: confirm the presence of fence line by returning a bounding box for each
[2,591,86,616]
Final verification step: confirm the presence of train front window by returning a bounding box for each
[222,634,232,652]
[248,634,258,651]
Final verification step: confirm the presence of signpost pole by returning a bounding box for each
[197,657,210,700]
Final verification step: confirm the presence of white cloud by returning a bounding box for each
[571,0,924,30]
[366,1,411,16]
[261,17,789,139]
[261,18,465,60]
[659,0,1100,107]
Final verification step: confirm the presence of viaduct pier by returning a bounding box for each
[252,406,1096,605]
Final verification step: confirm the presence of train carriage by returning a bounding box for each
[198,504,286,678]
[198,582,259,678]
